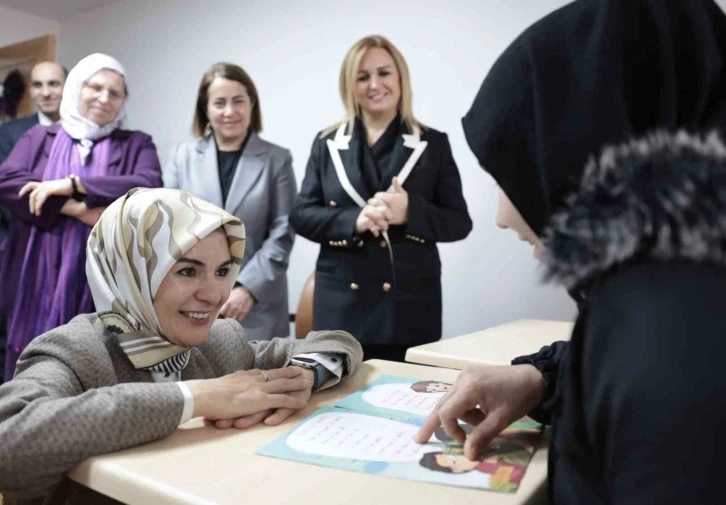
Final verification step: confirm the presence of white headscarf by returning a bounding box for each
[60,53,127,163]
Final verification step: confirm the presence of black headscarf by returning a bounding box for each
[462,0,726,235]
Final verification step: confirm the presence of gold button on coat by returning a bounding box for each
[380,240,387,248]
[350,283,359,291]
[382,282,391,292]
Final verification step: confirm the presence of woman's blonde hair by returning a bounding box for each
[324,35,421,137]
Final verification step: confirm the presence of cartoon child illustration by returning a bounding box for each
[419,432,538,491]
[419,450,480,474]
[359,381,451,417]
[410,380,451,393]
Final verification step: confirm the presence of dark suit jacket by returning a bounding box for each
[0,124,162,314]
[0,114,40,229]
[290,122,472,346]
[0,114,39,165]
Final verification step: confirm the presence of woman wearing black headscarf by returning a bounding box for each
[416,0,726,503]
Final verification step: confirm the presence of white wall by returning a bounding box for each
[0,5,58,48]
[58,0,579,338]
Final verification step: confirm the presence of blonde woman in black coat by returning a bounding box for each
[290,35,472,362]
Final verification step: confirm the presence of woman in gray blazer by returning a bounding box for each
[0,188,361,504]
[164,63,296,341]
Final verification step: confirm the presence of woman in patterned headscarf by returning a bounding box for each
[0,188,362,504]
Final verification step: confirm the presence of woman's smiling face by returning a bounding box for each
[153,228,233,347]
[79,69,126,127]
[355,47,401,118]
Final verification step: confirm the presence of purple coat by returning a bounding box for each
[0,124,162,314]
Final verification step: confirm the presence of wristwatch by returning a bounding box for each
[289,356,328,391]
[68,174,84,201]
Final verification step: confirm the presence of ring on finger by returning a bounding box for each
[260,371,271,382]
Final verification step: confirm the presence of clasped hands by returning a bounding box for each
[185,365,317,430]
[219,286,254,322]
[354,176,409,237]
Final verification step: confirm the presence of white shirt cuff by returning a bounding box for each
[176,382,195,426]
[292,352,344,391]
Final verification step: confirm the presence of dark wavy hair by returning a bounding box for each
[192,62,261,138]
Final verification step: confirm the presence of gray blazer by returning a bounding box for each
[0,313,362,505]
[164,134,297,340]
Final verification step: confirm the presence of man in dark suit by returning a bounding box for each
[0,61,67,164]
[0,60,66,381]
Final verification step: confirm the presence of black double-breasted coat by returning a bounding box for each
[290,119,472,346]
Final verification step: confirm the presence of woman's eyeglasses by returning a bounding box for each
[82,82,124,103]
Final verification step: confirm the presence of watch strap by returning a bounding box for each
[310,362,328,391]
[290,358,327,392]
[68,175,84,201]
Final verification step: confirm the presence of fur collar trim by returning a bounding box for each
[543,130,726,289]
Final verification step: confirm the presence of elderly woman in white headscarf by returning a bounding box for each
[0,53,162,381]
[0,187,362,504]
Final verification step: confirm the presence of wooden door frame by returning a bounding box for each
[0,35,56,119]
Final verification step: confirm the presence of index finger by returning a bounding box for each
[363,206,384,219]
[414,410,444,444]
[261,376,310,394]
[433,390,485,444]
[263,366,303,381]
[18,182,37,197]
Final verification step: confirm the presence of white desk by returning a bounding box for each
[68,360,548,505]
[406,319,573,369]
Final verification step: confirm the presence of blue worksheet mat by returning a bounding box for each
[257,375,542,492]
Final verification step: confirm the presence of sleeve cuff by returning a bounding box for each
[293,352,344,391]
[402,193,430,239]
[176,382,195,425]
[511,341,568,425]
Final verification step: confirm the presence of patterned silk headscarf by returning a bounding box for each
[86,188,246,371]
